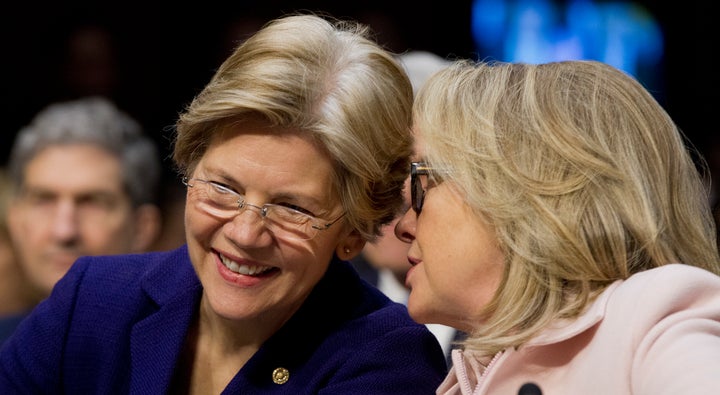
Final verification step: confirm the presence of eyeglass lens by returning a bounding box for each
[411,162,429,214]
[183,177,340,240]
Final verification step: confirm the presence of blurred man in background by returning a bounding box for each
[4,96,162,342]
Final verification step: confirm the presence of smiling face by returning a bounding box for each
[185,119,355,330]
[395,138,505,333]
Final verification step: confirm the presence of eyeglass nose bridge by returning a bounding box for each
[237,199,269,219]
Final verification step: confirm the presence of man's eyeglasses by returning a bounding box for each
[183,177,345,240]
[411,162,432,214]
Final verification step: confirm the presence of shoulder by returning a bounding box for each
[248,259,447,393]
[589,264,720,358]
[0,246,197,393]
[292,259,425,337]
[67,246,190,295]
[612,264,720,306]
[600,264,720,321]
[598,264,720,392]
[52,245,197,316]
[319,260,431,336]
[534,264,720,350]
[504,264,720,393]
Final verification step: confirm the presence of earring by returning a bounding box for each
[344,248,350,254]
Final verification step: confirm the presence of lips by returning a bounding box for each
[407,255,421,267]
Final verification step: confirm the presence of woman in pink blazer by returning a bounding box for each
[395,59,720,394]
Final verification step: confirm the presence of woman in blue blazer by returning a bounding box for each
[0,13,447,394]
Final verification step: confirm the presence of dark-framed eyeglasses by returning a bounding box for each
[411,162,432,214]
[182,177,345,240]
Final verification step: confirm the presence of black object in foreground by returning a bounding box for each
[518,382,542,395]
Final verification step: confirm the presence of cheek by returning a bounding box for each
[9,210,36,240]
[421,233,479,294]
[419,187,505,312]
[449,223,504,311]
[0,240,14,267]
[184,206,219,240]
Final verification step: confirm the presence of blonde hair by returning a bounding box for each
[414,59,720,356]
[173,13,413,240]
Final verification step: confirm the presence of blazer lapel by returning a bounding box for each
[128,246,202,394]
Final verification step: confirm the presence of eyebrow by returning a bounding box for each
[195,169,334,213]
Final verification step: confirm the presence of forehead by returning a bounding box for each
[210,122,325,163]
[198,122,340,205]
[23,144,125,193]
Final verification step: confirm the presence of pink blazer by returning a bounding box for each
[438,264,720,394]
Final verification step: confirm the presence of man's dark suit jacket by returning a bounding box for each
[0,245,447,394]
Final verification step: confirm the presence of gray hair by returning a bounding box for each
[8,96,160,206]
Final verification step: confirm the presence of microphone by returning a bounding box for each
[518,382,542,395]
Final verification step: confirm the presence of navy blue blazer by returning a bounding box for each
[0,245,447,394]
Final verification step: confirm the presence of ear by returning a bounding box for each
[131,204,162,252]
[336,230,366,260]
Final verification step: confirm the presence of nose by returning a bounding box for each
[223,204,272,247]
[51,200,81,242]
[394,208,416,243]
[239,201,267,218]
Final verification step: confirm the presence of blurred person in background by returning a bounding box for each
[5,96,162,315]
[0,168,36,345]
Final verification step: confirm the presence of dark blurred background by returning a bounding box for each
[1,1,717,179]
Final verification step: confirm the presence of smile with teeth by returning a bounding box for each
[220,254,274,276]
